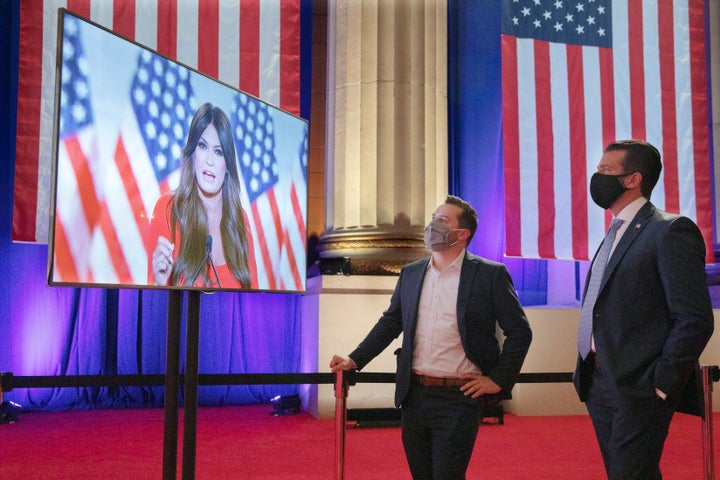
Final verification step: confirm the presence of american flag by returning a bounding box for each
[501,0,713,262]
[107,51,195,281]
[52,15,100,282]
[13,1,302,245]
[129,51,193,200]
[231,94,306,291]
[52,16,195,285]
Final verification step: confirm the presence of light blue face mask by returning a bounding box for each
[424,220,460,251]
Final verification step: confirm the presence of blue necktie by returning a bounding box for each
[577,218,624,359]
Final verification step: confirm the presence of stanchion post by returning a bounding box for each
[182,291,201,480]
[702,365,718,480]
[334,369,349,480]
[162,290,183,480]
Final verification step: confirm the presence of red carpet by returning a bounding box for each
[1,405,717,479]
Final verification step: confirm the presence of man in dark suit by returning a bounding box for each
[574,140,714,479]
[330,195,532,480]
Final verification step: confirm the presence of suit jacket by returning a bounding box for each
[574,202,714,404]
[349,251,532,408]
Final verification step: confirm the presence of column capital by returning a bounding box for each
[318,229,427,275]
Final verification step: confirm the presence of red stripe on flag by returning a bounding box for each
[53,220,79,282]
[567,44,589,260]
[267,188,283,247]
[290,183,306,238]
[599,48,615,149]
[599,47,616,235]
[501,35,521,257]
[67,0,91,18]
[113,137,152,256]
[627,1,646,139]
[113,1,136,40]
[157,0,178,59]
[657,0,679,214]
[283,229,301,290]
[287,183,305,289]
[198,0,220,78]
[533,41,555,259]
[251,203,277,290]
[98,203,133,284]
[12,2,44,241]
[240,0,260,96]
[280,0,301,114]
[64,137,101,230]
[688,0,713,263]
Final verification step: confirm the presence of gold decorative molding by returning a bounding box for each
[318,238,424,251]
[317,232,428,275]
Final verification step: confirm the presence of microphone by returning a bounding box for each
[206,235,221,288]
[189,234,221,288]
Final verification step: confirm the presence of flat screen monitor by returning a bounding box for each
[47,9,309,293]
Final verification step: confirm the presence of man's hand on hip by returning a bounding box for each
[460,374,501,398]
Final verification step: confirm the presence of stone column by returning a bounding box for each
[319,0,448,274]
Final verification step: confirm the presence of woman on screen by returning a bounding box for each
[149,103,258,289]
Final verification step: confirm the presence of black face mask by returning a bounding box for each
[589,173,628,209]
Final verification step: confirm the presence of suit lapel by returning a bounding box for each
[456,252,476,333]
[601,202,654,288]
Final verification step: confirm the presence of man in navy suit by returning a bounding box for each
[574,140,714,479]
[330,195,532,480]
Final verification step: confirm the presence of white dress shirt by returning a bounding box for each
[609,197,647,255]
[412,250,482,378]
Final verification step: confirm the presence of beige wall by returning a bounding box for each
[301,275,720,419]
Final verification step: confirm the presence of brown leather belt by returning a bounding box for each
[412,373,467,387]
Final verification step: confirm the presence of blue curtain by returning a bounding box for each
[447,0,548,306]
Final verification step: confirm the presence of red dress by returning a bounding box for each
[148,194,258,289]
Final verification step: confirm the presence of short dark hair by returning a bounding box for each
[445,195,478,245]
[604,139,662,199]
